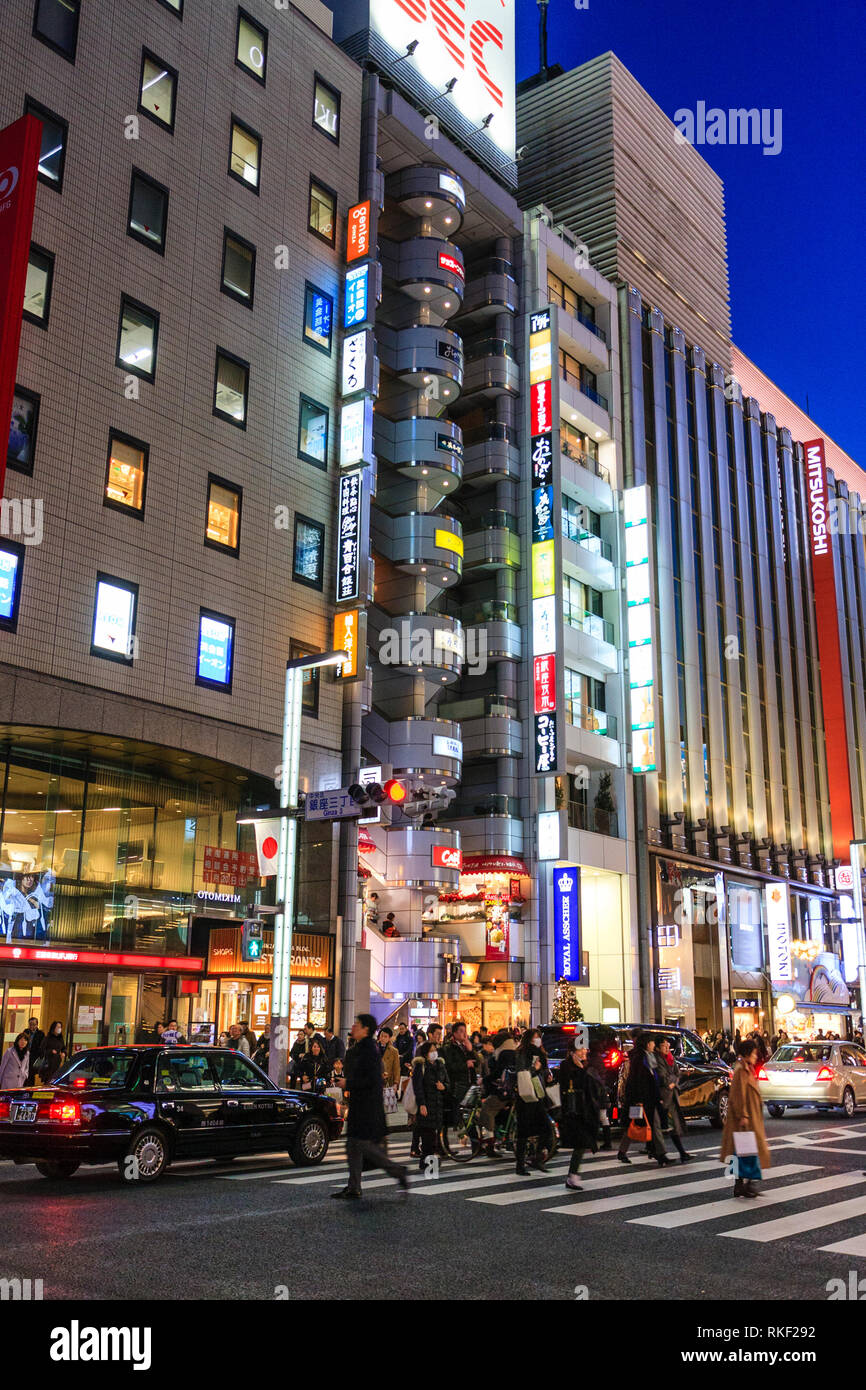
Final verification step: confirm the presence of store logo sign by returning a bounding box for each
[432,845,462,870]
[553,865,580,982]
[765,883,792,981]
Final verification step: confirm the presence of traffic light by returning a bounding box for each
[347,781,389,809]
[241,918,264,962]
[383,779,407,804]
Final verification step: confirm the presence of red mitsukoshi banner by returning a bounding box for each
[0,115,41,500]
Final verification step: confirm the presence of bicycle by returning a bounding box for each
[441,1084,559,1165]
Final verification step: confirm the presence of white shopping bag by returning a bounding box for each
[732,1130,758,1156]
[628,1105,645,1120]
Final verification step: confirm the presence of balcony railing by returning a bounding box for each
[463,422,518,449]
[466,509,520,535]
[567,801,620,837]
[560,366,609,411]
[465,337,517,363]
[562,439,609,484]
[563,605,614,645]
[547,285,608,344]
[461,598,519,625]
[565,699,617,739]
[562,520,613,560]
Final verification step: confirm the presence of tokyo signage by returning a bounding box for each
[344,264,370,328]
[336,470,362,603]
[432,734,462,760]
[368,0,516,162]
[624,486,657,773]
[528,305,561,777]
[431,844,462,870]
[765,883,792,982]
[533,653,556,714]
[342,329,376,397]
[340,397,374,469]
[534,711,557,775]
[0,116,41,500]
[804,438,855,860]
[333,607,364,681]
[553,865,581,983]
[438,251,465,281]
[347,201,372,262]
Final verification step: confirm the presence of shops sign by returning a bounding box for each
[553,865,581,982]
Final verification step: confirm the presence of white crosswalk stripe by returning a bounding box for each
[540,1163,817,1216]
[473,1158,724,1206]
[628,1170,862,1229]
[719,1189,866,1243]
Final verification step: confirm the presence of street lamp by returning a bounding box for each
[241,649,347,1087]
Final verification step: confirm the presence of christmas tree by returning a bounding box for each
[552,978,584,1023]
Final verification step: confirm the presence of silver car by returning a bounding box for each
[759,1042,866,1118]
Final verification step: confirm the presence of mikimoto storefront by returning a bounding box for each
[200,925,335,1040]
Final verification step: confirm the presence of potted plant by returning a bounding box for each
[594,772,616,836]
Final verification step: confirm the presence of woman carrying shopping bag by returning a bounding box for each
[720,1038,771,1198]
[514,1028,555,1176]
[616,1033,670,1166]
[558,1038,605,1190]
[656,1037,692,1164]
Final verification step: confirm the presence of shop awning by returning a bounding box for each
[358,828,377,853]
[460,854,529,875]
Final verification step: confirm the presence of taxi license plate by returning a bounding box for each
[10,1102,38,1122]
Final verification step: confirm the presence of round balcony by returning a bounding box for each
[455,257,518,322]
[378,324,463,397]
[384,512,464,588]
[377,826,463,890]
[374,415,463,499]
[462,423,521,489]
[386,165,466,237]
[385,716,463,786]
[375,613,464,686]
[463,511,521,571]
[461,337,520,399]
[381,237,465,322]
[461,600,522,663]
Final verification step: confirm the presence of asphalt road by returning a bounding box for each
[3,1110,866,1304]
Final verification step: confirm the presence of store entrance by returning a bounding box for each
[2,979,72,1052]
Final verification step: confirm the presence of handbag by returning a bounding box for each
[383,1085,398,1114]
[627,1107,653,1144]
[732,1130,759,1156]
[402,1077,418,1115]
[517,1069,538,1103]
[736,1154,762,1181]
[545,1083,562,1109]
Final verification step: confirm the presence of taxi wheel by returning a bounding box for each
[119,1127,169,1183]
[291,1116,329,1166]
[34,1160,79,1180]
[708,1089,728,1129]
[767,1103,786,1119]
[842,1087,856,1118]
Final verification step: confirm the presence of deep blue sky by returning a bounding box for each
[515,0,865,459]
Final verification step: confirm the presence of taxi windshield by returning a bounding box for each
[772,1044,832,1063]
[53,1050,136,1089]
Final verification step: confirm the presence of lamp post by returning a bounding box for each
[244,649,347,1087]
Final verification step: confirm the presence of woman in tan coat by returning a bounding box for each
[720,1039,771,1197]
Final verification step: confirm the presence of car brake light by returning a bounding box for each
[756,1067,768,1081]
[48,1101,81,1123]
[561,1025,576,1033]
[72,1078,88,1088]
[816,1066,834,1081]
[0,1101,9,1120]
[605,1048,623,1068]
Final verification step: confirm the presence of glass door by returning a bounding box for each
[70,980,106,1053]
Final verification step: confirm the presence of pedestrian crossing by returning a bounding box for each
[211,1122,866,1258]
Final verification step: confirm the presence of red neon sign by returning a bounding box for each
[534,652,556,714]
[0,945,205,972]
[432,844,462,870]
[0,115,42,500]
[347,201,371,262]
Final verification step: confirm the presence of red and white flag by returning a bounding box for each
[254,819,281,877]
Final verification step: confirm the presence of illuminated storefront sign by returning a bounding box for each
[368,0,517,162]
[433,734,462,760]
[336,470,362,603]
[624,485,656,773]
[435,528,463,558]
[805,438,854,860]
[347,200,371,261]
[432,844,462,870]
[528,307,561,777]
[342,329,374,397]
[197,612,234,689]
[438,251,464,281]
[334,607,364,680]
[553,865,580,982]
[92,576,137,661]
[340,397,374,469]
[766,883,792,981]
[537,810,561,861]
[344,263,370,328]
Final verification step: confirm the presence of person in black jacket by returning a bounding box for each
[322,1026,345,1066]
[616,1034,670,1167]
[296,1039,331,1091]
[332,1014,410,1200]
[395,1021,415,1067]
[513,1028,555,1175]
[559,1040,606,1190]
[26,1016,46,1084]
[411,1041,449,1171]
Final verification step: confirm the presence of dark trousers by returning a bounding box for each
[568,1147,586,1176]
[346,1137,406,1193]
[417,1126,437,1166]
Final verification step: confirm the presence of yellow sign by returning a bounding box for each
[531,539,556,599]
[334,608,361,679]
[529,328,552,385]
[435,528,464,558]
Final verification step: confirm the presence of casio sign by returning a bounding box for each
[432,845,462,870]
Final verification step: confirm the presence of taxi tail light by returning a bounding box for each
[605,1048,623,1068]
[48,1100,81,1123]
[756,1066,769,1081]
[0,1101,9,1120]
[816,1066,834,1081]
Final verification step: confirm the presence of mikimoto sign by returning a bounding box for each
[368,0,516,161]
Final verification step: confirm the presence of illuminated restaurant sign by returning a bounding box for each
[336,470,362,603]
[528,308,562,776]
[624,485,656,773]
[347,200,372,262]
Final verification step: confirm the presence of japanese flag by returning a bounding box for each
[254,819,281,877]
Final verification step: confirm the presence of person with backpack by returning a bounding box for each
[558,1038,606,1190]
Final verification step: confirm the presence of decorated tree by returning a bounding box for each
[552,978,584,1023]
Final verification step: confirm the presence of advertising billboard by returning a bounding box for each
[0,116,42,500]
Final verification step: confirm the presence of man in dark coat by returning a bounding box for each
[395,1020,415,1067]
[322,1027,345,1066]
[26,1016,45,1084]
[332,1014,410,1200]
[442,1021,479,1105]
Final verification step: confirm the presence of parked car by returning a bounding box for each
[759,1041,866,1118]
[0,1045,342,1183]
[539,1022,732,1128]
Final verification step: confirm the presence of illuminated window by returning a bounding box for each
[229,117,261,191]
[303,283,333,354]
[236,9,267,83]
[23,246,54,326]
[24,98,68,189]
[128,170,169,252]
[213,350,249,428]
[116,296,159,382]
[104,432,148,516]
[8,388,40,477]
[33,0,80,61]
[308,179,336,246]
[313,77,340,143]
[91,574,138,664]
[221,230,255,306]
[290,640,320,717]
[197,610,235,690]
[205,477,241,555]
[139,51,177,132]
[0,542,25,634]
[293,516,325,590]
[298,395,328,468]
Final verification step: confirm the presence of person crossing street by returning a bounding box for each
[331,1014,410,1201]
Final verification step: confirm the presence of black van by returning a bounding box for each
[539,1022,731,1129]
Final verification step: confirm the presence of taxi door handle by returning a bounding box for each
[226,1100,239,1107]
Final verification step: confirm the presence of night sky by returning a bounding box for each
[515,0,865,459]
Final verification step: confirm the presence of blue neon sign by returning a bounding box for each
[553,864,581,982]
[344,264,369,329]
[197,612,234,688]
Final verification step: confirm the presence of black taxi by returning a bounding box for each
[0,1045,342,1183]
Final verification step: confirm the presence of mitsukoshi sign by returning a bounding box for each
[369,0,516,160]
